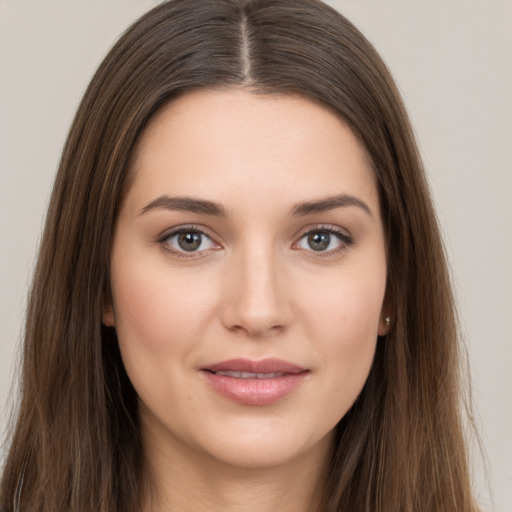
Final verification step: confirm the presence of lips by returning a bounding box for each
[213,371,286,379]
[201,358,309,405]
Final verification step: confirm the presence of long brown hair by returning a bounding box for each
[1,1,479,510]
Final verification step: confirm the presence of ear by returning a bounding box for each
[102,288,115,327]
[378,287,393,337]
[378,314,391,337]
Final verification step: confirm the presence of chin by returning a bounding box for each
[182,416,336,471]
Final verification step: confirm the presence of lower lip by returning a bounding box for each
[202,371,308,405]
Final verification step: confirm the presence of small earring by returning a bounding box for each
[378,317,391,337]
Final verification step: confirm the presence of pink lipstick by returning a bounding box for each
[201,358,309,405]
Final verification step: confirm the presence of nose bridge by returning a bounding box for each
[222,236,289,336]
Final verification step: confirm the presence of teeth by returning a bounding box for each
[215,371,284,379]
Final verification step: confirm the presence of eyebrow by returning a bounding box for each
[140,196,227,216]
[291,194,373,217]
[140,193,372,218]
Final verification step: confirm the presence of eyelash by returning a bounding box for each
[157,224,354,259]
[295,225,354,257]
[157,224,219,259]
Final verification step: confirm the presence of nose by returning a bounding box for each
[221,244,291,338]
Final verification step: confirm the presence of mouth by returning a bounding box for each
[202,357,306,375]
[200,358,309,405]
[206,371,288,379]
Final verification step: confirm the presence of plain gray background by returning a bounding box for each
[1,2,511,510]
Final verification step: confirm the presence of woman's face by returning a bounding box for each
[104,90,389,470]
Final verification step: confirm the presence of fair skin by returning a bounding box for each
[104,89,390,512]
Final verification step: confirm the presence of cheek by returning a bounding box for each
[109,259,223,420]
[297,265,386,397]
[302,264,385,338]
[109,255,219,359]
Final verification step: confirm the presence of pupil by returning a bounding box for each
[308,232,330,251]
[178,232,201,251]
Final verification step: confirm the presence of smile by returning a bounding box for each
[201,358,309,405]
[211,371,286,379]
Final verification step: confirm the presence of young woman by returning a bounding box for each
[0,1,480,511]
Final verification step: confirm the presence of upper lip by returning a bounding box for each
[202,358,306,374]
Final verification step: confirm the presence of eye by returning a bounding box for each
[160,228,218,255]
[295,228,352,253]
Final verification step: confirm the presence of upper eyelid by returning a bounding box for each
[158,224,216,241]
[294,225,354,252]
[157,226,220,258]
[301,225,348,235]
[157,225,219,254]
[295,224,352,240]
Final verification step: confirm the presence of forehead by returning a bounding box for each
[125,89,378,213]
